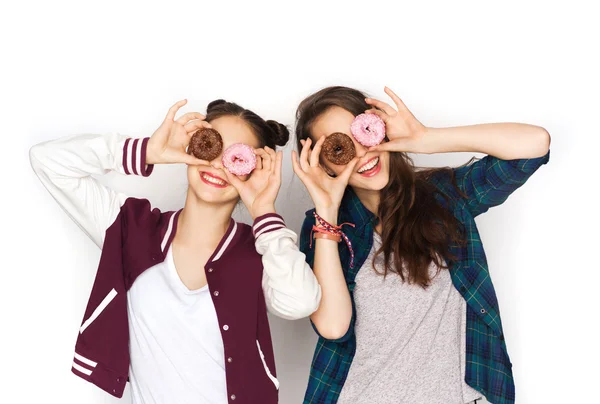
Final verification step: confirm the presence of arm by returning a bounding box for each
[291,137,359,340]
[299,212,354,341]
[367,87,551,160]
[224,149,323,320]
[29,99,211,248]
[29,133,152,248]
[367,87,551,215]
[420,123,550,159]
[254,213,322,320]
[415,123,551,217]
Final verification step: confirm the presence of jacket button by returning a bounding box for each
[223,325,229,331]
[460,286,466,293]
[480,308,486,314]
[208,268,214,273]
[230,394,236,400]
[116,377,122,383]
[227,357,233,363]
[213,291,219,297]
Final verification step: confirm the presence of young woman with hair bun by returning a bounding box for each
[30,98,321,404]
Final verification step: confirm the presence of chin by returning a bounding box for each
[186,176,237,206]
[350,174,390,192]
[190,183,234,204]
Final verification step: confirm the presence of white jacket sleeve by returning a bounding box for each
[253,214,322,320]
[29,133,153,248]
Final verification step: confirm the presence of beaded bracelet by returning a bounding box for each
[310,211,356,268]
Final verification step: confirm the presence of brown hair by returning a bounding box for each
[206,99,289,148]
[295,86,466,287]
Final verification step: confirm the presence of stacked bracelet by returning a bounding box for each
[310,211,356,268]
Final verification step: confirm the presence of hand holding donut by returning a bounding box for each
[147,99,213,165]
[365,87,428,153]
[292,136,360,224]
[222,146,283,220]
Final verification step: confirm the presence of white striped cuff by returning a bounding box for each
[253,213,286,239]
[122,137,154,177]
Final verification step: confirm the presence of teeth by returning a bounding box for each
[358,158,379,174]
[202,173,226,186]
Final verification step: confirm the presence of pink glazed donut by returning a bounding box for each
[222,143,257,176]
[350,113,386,147]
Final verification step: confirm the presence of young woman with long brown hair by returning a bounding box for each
[292,86,550,404]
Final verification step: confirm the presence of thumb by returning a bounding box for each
[180,153,209,166]
[368,140,404,153]
[338,157,360,183]
[222,167,245,190]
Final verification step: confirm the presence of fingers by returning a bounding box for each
[184,119,213,134]
[255,147,275,172]
[222,167,244,190]
[310,135,325,167]
[165,99,187,122]
[181,153,210,166]
[274,151,283,180]
[338,156,360,183]
[369,139,404,153]
[365,97,396,115]
[176,112,206,126]
[384,86,410,114]
[364,108,389,122]
[299,137,312,172]
[291,150,307,178]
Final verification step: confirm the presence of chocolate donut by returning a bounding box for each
[188,128,223,161]
[322,132,356,165]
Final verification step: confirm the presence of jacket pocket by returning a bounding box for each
[79,288,117,333]
[256,340,279,390]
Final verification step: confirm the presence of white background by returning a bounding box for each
[2,1,599,403]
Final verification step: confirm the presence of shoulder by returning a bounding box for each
[119,197,177,234]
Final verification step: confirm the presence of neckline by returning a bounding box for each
[165,217,238,294]
[166,246,209,295]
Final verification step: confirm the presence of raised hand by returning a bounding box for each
[365,86,428,153]
[291,136,359,224]
[147,99,213,165]
[222,146,283,220]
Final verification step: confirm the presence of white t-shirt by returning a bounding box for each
[127,246,227,404]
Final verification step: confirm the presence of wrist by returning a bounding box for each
[315,207,338,225]
[145,139,159,164]
[251,204,276,220]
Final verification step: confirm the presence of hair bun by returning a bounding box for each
[266,120,290,147]
[206,99,228,114]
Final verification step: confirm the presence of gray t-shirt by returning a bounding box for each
[337,233,483,404]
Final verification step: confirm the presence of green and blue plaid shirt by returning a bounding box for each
[299,150,550,404]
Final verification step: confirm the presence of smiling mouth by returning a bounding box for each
[200,172,228,188]
[357,157,380,174]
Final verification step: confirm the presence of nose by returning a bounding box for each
[211,159,224,170]
[352,138,368,158]
[209,151,224,169]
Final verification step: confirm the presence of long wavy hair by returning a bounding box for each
[295,86,467,287]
